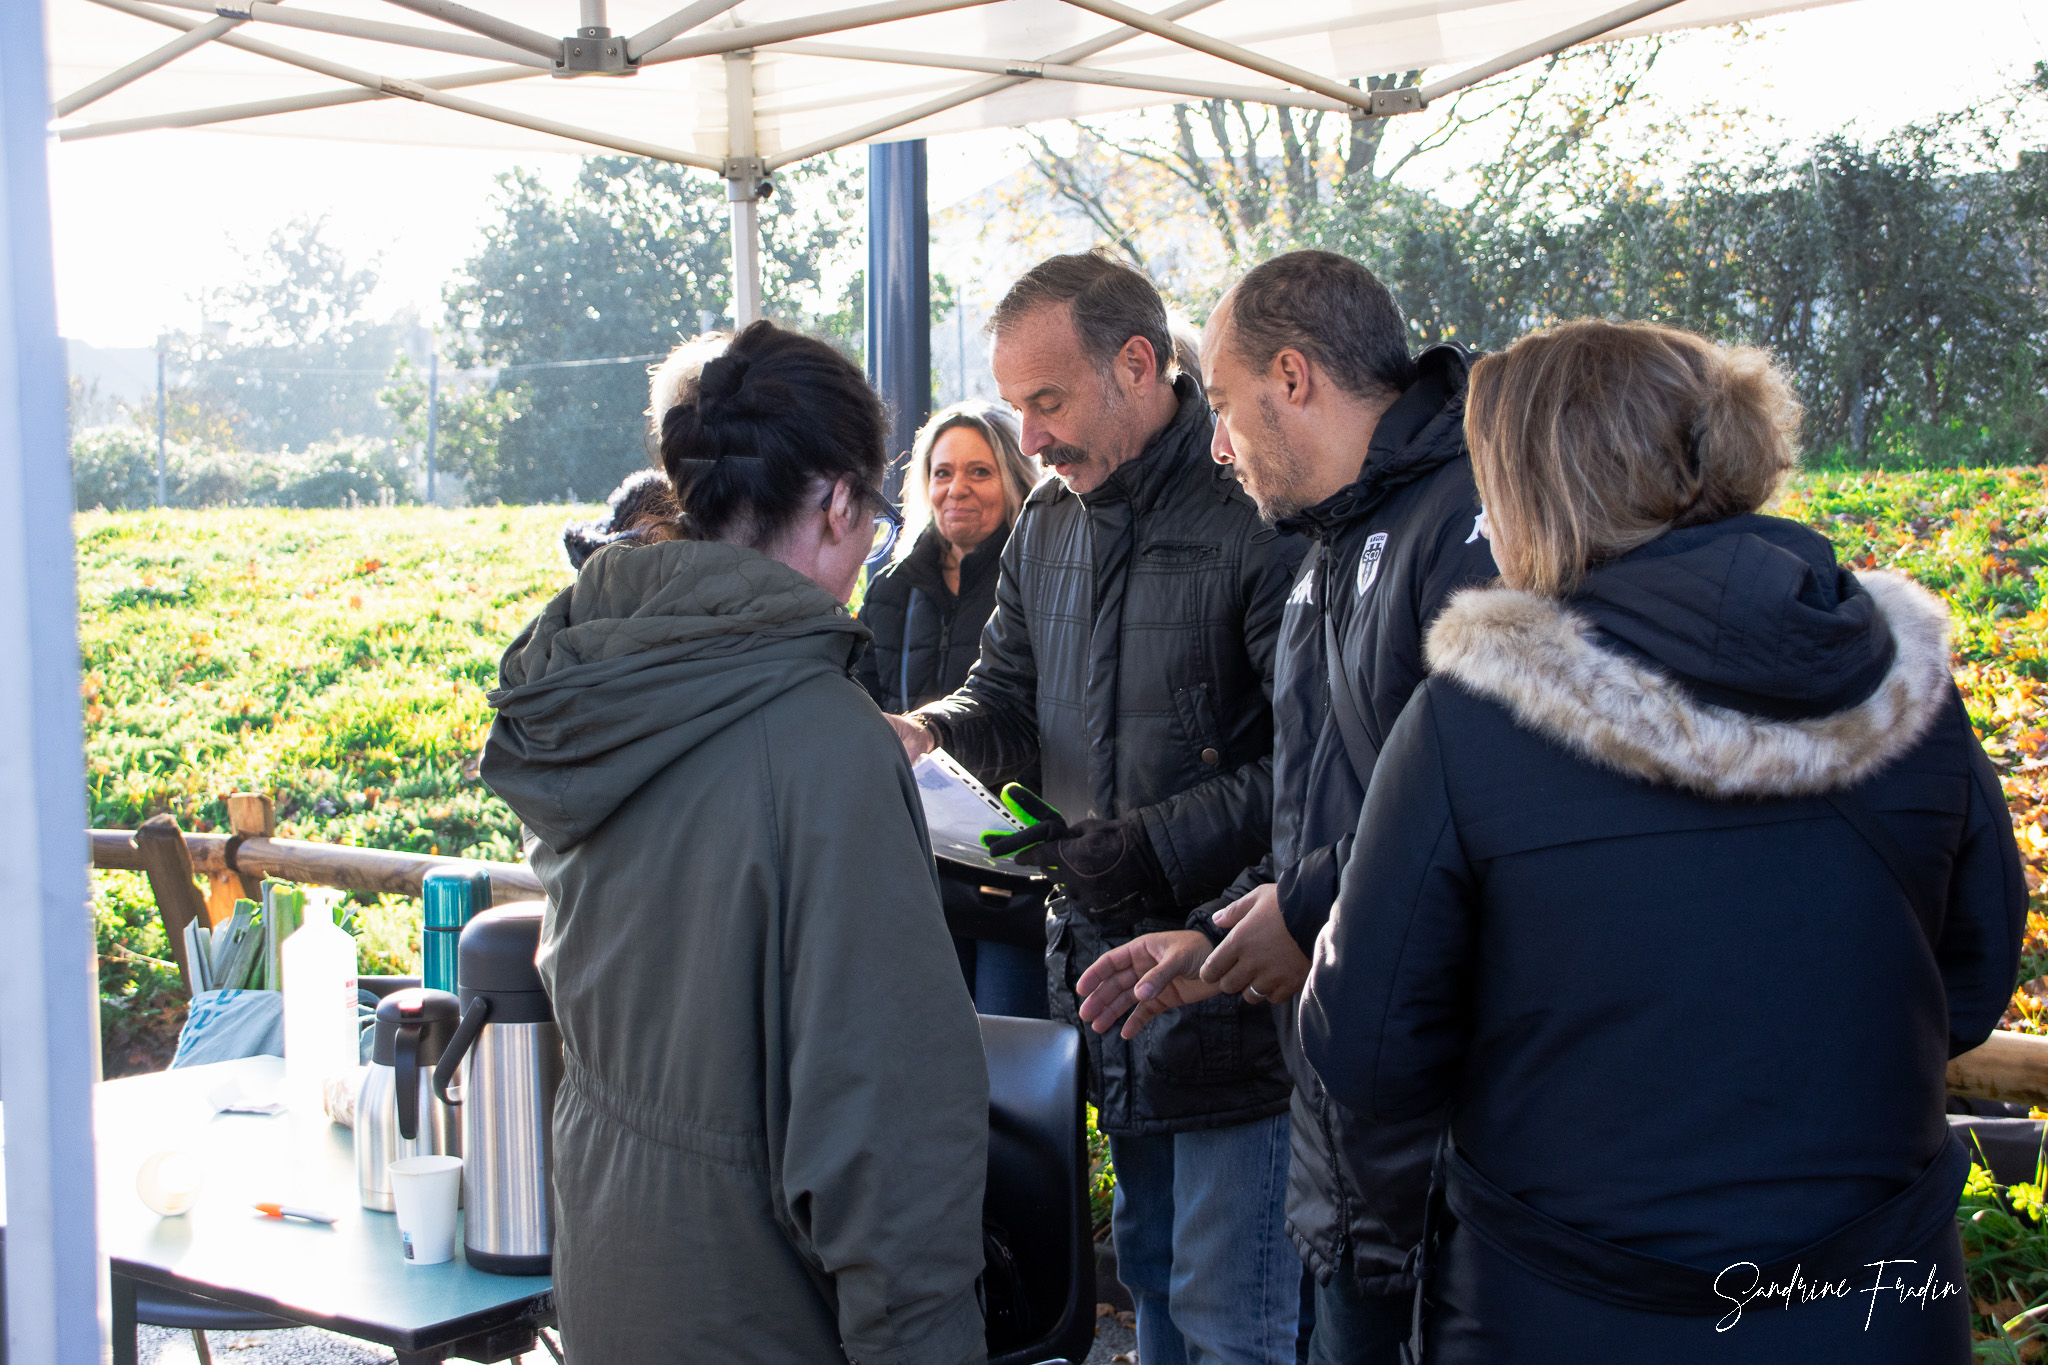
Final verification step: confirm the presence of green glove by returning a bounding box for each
[981,784,1069,858]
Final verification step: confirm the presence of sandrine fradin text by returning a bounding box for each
[1714,1259,1963,1332]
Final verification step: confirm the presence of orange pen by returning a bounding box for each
[253,1203,338,1224]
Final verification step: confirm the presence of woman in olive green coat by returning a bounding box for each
[483,321,988,1365]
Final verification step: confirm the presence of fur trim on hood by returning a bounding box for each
[1423,571,1952,799]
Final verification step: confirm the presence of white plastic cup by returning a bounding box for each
[388,1154,462,1265]
[136,1148,205,1216]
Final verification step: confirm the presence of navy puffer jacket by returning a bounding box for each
[1302,515,2025,1362]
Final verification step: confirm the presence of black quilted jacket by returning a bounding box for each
[920,376,1307,1135]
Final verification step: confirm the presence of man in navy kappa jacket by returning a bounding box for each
[1076,251,1497,1363]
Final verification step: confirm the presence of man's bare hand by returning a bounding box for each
[887,713,936,761]
[1075,930,1222,1040]
[1200,883,1311,1004]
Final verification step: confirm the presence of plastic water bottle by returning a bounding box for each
[282,896,360,1098]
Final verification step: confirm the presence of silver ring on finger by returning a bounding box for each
[1245,984,1267,1003]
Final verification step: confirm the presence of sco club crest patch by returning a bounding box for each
[1356,532,1389,598]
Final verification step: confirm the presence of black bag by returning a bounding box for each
[980,1221,1034,1354]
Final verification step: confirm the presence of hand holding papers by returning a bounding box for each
[912,749,1041,879]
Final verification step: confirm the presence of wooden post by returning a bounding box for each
[131,814,209,992]
[1947,1030,2048,1108]
[221,790,273,904]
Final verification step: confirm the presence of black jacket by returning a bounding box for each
[921,376,1307,1135]
[1302,516,2025,1361]
[855,524,1007,712]
[1208,347,1496,1292]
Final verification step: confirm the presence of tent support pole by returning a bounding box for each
[0,1,104,1360]
[373,0,560,60]
[86,0,548,69]
[639,0,1000,66]
[866,139,929,503]
[53,13,241,117]
[80,0,720,167]
[1415,0,1688,103]
[58,64,538,140]
[625,0,742,62]
[766,40,1350,110]
[725,51,764,326]
[766,0,1225,168]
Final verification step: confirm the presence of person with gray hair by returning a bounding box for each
[890,249,1307,1365]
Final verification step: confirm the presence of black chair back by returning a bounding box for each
[979,1015,1096,1365]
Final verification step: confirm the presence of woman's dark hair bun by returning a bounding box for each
[658,320,888,549]
[697,353,752,410]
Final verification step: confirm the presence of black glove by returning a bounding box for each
[1015,817,1170,915]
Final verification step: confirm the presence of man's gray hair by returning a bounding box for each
[990,249,1175,380]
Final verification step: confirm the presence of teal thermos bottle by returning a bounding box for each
[421,867,492,993]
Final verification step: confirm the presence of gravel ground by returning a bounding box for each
[146,1320,1135,1364]
[145,1315,1135,1364]
[1081,1305,1139,1363]
[138,1326,394,1363]
[143,1285,1140,1364]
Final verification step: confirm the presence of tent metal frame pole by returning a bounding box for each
[372,0,559,60]
[1053,0,1376,111]
[766,0,1226,167]
[725,50,764,326]
[0,2,104,1360]
[766,39,1352,111]
[625,0,742,62]
[638,0,1002,66]
[1415,0,1688,103]
[133,0,551,67]
[53,12,242,117]
[58,64,537,140]
[581,0,607,29]
[82,0,721,167]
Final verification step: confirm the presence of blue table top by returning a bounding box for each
[67,1057,552,1350]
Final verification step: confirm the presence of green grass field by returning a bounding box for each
[75,474,2048,1354]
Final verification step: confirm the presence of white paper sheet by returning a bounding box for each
[913,748,1033,877]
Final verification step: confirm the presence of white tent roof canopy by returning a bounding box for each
[48,0,1839,172]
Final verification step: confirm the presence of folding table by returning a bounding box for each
[9,1055,555,1364]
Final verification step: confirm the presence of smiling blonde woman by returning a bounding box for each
[855,401,1036,713]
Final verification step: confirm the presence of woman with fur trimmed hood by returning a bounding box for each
[1300,320,2023,1363]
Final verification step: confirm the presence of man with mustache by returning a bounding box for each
[891,250,1306,1365]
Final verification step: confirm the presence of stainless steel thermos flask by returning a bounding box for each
[420,866,491,994]
[356,988,463,1211]
[431,903,561,1276]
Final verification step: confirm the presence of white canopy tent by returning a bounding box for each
[46,0,1841,320]
[11,0,1842,1357]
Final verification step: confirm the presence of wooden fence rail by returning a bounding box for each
[87,815,2048,1111]
[90,827,542,901]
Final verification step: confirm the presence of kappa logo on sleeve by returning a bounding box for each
[1356,532,1390,598]
[1287,563,1317,607]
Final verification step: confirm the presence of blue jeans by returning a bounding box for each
[975,940,1049,1018]
[1305,1255,1410,1365]
[1109,1113,1297,1365]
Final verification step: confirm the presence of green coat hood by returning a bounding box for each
[482,539,870,850]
